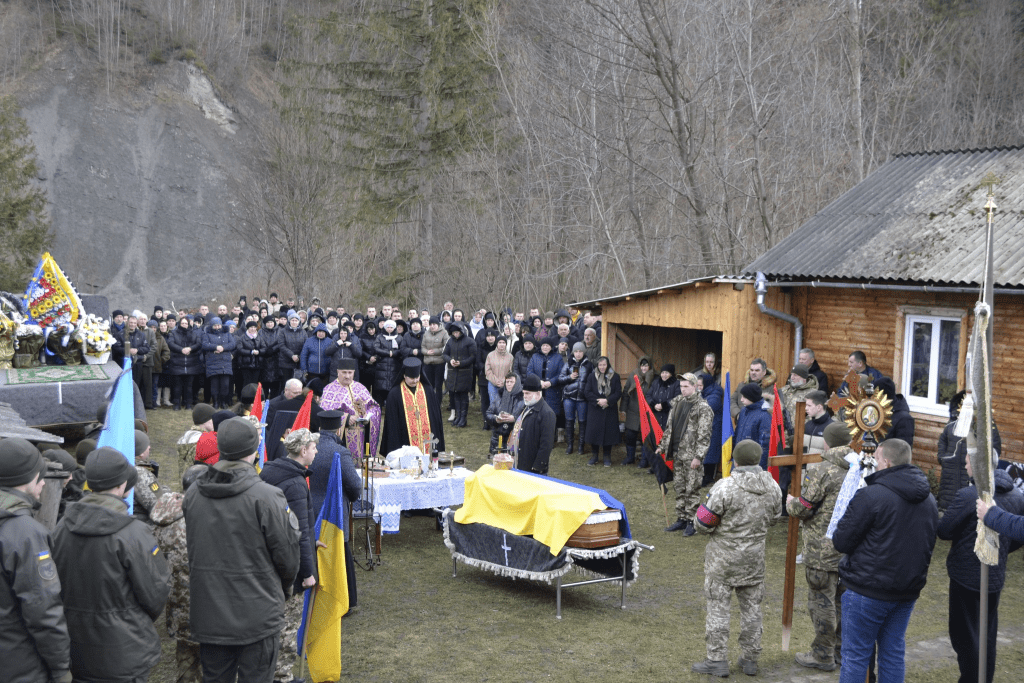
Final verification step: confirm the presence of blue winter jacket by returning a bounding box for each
[701,381,725,464]
[300,327,334,375]
[526,350,565,415]
[201,327,237,376]
[734,399,772,469]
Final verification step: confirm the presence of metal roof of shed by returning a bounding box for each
[570,275,752,310]
[744,146,1024,286]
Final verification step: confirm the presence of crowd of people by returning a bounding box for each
[2,292,1023,683]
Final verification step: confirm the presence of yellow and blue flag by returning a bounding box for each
[297,455,349,681]
[96,356,136,513]
[722,371,734,477]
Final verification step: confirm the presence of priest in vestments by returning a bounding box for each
[381,358,446,456]
[319,358,382,459]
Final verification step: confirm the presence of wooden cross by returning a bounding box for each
[777,400,806,651]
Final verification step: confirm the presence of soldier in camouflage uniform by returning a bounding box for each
[151,465,207,683]
[176,403,215,478]
[133,430,174,524]
[656,373,714,536]
[692,439,782,677]
[785,422,852,671]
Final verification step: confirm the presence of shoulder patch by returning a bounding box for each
[288,509,300,530]
[150,482,160,492]
[38,554,57,581]
[151,544,160,556]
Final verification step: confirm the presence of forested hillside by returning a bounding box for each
[2,0,1022,310]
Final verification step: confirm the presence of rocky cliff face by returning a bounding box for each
[20,49,262,310]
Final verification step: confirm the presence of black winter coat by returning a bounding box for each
[52,493,171,681]
[443,329,477,393]
[513,348,535,378]
[559,356,593,401]
[183,460,300,646]
[260,457,317,592]
[166,326,204,375]
[373,334,405,391]
[236,332,263,370]
[258,327,281,382]
[326,333,364,381]
[583,370,622,446]
[477,339,498,387]
[202,328,237,376]
[882,394,916,446]
[403,330,423,359]
[648,377,681,427]
[833,463,938,602]
[937,420,1002,511]
[0,488,70,682]
[515,399,556,474]
[938,469,1024,593]
[277,325,308,372]
[309,431,363,540]
[357,328,379,388]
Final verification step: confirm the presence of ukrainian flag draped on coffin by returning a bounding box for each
[297,455,348,681]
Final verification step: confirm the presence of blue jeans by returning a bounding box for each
[563,398,587,425]
[839,589,916,683]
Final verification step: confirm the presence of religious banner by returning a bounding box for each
[22,252,83,328]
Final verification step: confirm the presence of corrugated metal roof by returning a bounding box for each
[570,275,752,309]
[744,147,1024,286]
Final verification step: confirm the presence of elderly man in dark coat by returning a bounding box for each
[510,374,556,474]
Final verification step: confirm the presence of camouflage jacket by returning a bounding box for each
[177,427,204,476]
[134,461,173,524]
[779,376,819,435]
[150,492,191,641]
[785,445,851,571]
[695,465,782,586]
[658,393,714,465]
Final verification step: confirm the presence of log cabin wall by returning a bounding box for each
[793,286,1024,471]
[598,282,797,392]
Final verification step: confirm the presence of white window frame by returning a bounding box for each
[900,314,961,418]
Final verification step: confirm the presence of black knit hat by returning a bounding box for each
[75,438,97,466]
[521,374,543,392]
[791,364,810,380]
[134,430,150,458]
[306,378,326,397]
[42,447,78,473]
[112,309,125,318]
[522,334,536,346]
[85,447,136,491]
[429,315,441,325]
[240,384,258,405]
[212,410,237,431]
[733,439,762,466]
[0,438,46,487]
[740,383,763,403]
[192,403,216,426]
[217,418,260,461]
[661,363,675,375]
[245,320,259,329]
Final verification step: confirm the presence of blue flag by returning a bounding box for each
[96,357,136,513]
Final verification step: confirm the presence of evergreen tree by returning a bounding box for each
[0,96,51,292]
[285,0,498,309]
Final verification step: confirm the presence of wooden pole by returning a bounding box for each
[781,400,807,651]
[660,483,671,527]
[32,464,70,531]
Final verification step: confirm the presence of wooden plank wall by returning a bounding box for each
[794,287,1024,470]
[599,282,797,389]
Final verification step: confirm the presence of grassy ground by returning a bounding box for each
[135,397,1024,682]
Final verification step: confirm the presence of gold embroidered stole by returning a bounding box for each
[400,383,432,452]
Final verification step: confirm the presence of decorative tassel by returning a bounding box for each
[975,492,1000,566]
[954,392,974,438]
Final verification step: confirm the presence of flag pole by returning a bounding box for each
[781,400,807,651]
[660,484,670,527]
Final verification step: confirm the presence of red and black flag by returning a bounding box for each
[636,375,673,485]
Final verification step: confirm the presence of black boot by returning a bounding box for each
[489,431,499,456]
[564,424,574,454]
[576,422,586,454]
[586,447,598,466]
[623,444,636,465]
[457,397,469,427]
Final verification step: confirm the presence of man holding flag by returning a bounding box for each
[657,372,714,536]
[183,417,300,683]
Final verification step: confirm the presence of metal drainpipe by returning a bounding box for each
[755,272,802,365]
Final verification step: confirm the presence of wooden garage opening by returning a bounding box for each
[610,323,723,379]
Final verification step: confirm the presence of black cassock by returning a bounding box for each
[380,381,446,455]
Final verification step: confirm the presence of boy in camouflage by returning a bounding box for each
[657,373,714,536]
[692,439,782,677]
[785,422,853,671]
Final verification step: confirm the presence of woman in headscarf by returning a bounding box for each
[583,356,622,467]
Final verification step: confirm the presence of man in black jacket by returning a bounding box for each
[261,428,321,682]
[832,438,937,683]
[938,456,1024,683]
[511,374,556,474]
[0,438,72,683]
[184,418,300,683]
[52,447,171,682]
[874,377,915,447]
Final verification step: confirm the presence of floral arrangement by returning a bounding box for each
[78,314,115,356]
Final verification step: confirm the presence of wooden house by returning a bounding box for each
[745,146,1024,470]
[571,276,799,396]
